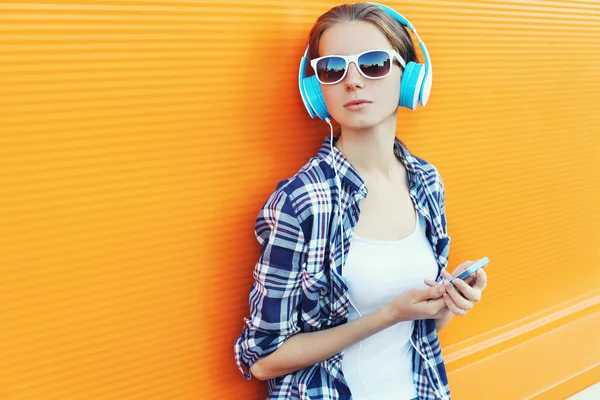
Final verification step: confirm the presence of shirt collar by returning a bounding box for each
[316,135,424,195]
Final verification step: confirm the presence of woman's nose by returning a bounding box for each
[344,62,364,89]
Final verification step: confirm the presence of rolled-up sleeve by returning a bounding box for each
[438,173,446,218]
[234,189,307,379]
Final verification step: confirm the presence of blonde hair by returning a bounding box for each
[307,3,419,65]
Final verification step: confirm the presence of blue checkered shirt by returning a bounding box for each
[234,136,452,399]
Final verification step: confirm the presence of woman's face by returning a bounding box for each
[318,20,402,131]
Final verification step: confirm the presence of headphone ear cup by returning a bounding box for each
[302,75,330,120]
[399,62,425,110]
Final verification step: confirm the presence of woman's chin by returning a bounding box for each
[338,117,379,132]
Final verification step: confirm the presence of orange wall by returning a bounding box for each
[1,1,599,399]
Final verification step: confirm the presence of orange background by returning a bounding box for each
[1,1,599,399]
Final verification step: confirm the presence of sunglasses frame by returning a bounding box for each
[310,48,407,85]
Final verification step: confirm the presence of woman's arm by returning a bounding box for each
[251,305,393,380]
[250,284,448,381]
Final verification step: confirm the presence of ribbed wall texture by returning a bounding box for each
[1,1,599,399]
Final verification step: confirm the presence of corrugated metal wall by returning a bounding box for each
[1,1,599,399]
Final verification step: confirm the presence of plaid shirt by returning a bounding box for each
[234,136,452,400]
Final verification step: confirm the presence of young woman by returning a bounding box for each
[234,3,488,399]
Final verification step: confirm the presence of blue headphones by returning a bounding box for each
[298,2,433,120]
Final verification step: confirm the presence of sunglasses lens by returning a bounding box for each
[358,50,392,78]
[316,56,346,83]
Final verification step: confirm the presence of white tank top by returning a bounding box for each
[341,208,439,400]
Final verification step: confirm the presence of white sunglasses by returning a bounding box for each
[310,49,406,85]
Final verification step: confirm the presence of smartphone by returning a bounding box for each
[449,257,489,284]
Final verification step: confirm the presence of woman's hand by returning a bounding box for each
[425,260,488,317]
[382,284,449,325]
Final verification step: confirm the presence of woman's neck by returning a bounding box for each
[335,116,400,179]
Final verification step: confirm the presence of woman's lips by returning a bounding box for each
[344,100,371,111]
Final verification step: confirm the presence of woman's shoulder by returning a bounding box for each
[403,147,441,178]
[260,156,337,224]
[402,147,444,190]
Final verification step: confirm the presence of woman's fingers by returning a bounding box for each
[435,261,488,317]
[444,281,473,311]
[412,284,446,303]
[440,269,453,282]
[472,269,488,291]
[424,279,438,287]
[428,283,446,298]
[464,274,477,286]
[451,278,481,302]
[442,292,467,316]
